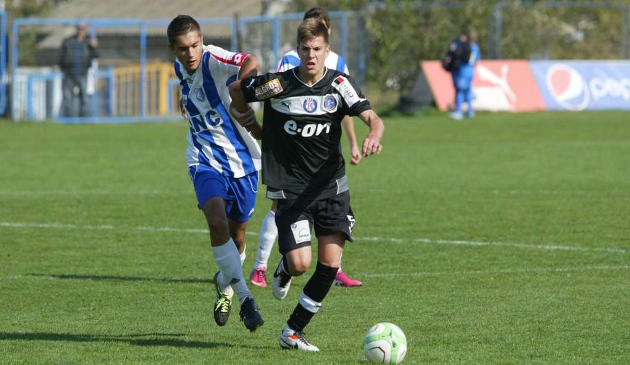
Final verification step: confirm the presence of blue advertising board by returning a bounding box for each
[529,61,630,111]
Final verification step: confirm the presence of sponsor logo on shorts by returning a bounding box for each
[255,78,283,100]
[290,220,311,244]
[347,215,355,233]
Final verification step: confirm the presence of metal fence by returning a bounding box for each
[5,12,363,123]
[1,1,629,122]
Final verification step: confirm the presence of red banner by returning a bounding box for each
[422,60,546,112]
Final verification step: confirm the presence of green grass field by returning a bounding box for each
[1,111,629,365]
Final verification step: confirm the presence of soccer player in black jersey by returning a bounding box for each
[229,17,384,352]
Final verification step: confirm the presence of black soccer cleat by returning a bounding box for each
[239,297,264,332]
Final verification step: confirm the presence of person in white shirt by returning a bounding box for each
[168,14,263,332]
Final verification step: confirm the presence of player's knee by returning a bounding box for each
[205,215,228,236]
[286,256,310,276]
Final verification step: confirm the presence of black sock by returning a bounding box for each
[287,262,338,332]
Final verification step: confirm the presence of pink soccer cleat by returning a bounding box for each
[250,267,267,287]
[334,270,362,287]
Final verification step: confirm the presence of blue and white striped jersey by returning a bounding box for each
[174,45,261,178]
[277,49,349,74]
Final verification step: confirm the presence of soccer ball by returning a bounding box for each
[363,322,407,364]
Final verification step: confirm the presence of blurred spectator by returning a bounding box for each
[446,27,480,120]
[59,23,98,117]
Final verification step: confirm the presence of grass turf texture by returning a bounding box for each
[1,111,629,364]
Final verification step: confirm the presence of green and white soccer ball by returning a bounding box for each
[363,322,408,364]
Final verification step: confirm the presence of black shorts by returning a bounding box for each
[275,191,355,255]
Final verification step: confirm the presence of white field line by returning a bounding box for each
[2,189,628,197]
[0,189,189,196]
[1,221,627,254]
[362,265,630,277]
[0,221,114,230]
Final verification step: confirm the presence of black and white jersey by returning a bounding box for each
[240,68,371,200]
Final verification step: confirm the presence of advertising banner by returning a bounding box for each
[529,61,630,111]
[422,60,546,112]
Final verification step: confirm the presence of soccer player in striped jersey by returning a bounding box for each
[250,7,363,289]
[229,17,385,351]
[167,15,263,332]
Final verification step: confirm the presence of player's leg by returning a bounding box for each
[279,232,344,352]
[251,199,279,287]
[271,199,313,300]
[334,253,362,287]
[201,196,240,327]
[77,76,89,117]
[331,194,360,286]
[60,75,74,117]
[449,74,464,120]
[279,192,353,351]
[192,167,261,331]
[464,79,474,118]
[225,171,264,331]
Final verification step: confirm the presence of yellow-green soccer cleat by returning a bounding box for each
[213,271,233,326]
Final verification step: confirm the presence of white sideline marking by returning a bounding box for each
[358,236,627,254]
[1,221,627,254]
[0,189,188,196]
[2,189,628,197]
[0,221,114,230]
[363,265,630,277]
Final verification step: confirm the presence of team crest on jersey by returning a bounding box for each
[194,88,205,102]
[323,95,337,111]
[255,78,283,100]
[303,97,318,113]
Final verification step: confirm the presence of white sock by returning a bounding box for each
[254,210,278,269]
[212,238,252,303]
[240,245,247,265]
[282,324,295,335]
[338,252,343,273]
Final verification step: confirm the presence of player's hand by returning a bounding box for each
[229,103,257,127]
[362,137,382,158]
[229,103,262,139]
[350,145,362,165]
[179,98,188,120]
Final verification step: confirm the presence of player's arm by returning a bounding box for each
[228,77,262,140]
[341,115,361,165]
[357,109,385,158]
[238,54,261,80]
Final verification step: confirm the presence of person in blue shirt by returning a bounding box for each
[448,28,480,120]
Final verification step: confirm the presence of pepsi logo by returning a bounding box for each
[545,64,589,111]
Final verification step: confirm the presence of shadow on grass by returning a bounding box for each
[28,273,213,284]
[0,332,232,349]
